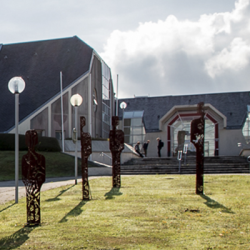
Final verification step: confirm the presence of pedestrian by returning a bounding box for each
[156,137,164,157]
[143,140,150,157]
[134,141,144,157]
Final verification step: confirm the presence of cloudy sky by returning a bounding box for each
[0,0,249,98]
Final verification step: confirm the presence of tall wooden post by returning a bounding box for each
[80,116,92,200]
[109,116,124,188]
[190,102,205,194]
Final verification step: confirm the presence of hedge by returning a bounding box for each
[0,133,61,152]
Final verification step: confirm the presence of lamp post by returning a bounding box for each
[177,150,182,173]
[120,101,127,131]
[70,94,83,184]
[183,143,188,165]
[8,76,25,204]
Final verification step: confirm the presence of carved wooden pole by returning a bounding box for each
[109,116,124,188]
[190,102,205,194]
[80,116,92,200]
[22,130,45,226]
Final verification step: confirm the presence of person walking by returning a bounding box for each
[143,140,150,157]
[156,137,164,157]
[135,141,144,157]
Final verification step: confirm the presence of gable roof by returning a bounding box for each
[0,36,93,132]
[118,91,250,132]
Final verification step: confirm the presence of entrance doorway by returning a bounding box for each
[167,113,219,157]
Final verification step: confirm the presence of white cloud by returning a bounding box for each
[101,0,250,98]
[205,38,250,77]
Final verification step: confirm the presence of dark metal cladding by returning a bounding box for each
[109,116,124,188]
[190,102,205,195]
[80,116,92,200]
[22,130,46,226]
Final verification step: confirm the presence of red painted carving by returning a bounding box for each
[190,102,205,194]
[109,116,124,188]
[22,130,45,225]
[80,116,92,200]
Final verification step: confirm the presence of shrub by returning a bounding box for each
[0,133,61,152]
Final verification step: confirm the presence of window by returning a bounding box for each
[102,62,112,138]
[171,115,215,156]
[123,111,146,147]
[242,105,250,144]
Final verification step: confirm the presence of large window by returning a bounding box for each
[242,105,250,144]
[102,62,111,138]
[123,111,146,147]
[170,115,215,156]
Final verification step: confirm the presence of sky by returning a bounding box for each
[0,0,249,98]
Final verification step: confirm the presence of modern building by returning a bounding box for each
[0,36,114,140]
[117,92,250,157]
[1,36,249,159]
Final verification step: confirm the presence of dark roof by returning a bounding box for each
[118,91,250,132]
[0,36,93,132]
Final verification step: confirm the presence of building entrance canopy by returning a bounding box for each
[159,104,226,157]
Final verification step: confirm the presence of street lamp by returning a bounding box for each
[8,76,26,204]
[120,101,127,131]
[70,94,83,184]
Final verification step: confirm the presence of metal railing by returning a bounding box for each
[100,152,112,165]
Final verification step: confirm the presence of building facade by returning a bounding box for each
[0,36,114,139]
[117,92,250,157]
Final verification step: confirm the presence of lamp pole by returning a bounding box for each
[120,102,127,131]
[70,94,83,185]
[8,76,25,204]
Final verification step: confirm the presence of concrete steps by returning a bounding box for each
[121,156,250,175]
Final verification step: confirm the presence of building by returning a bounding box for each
[0,36,114,139]
[117,92,250,157]
[1,36,250,159]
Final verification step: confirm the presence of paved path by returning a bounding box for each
[0,176,110,205]
[0,166,112,205]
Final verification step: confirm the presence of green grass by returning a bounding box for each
[0,151,97,181]
[0,175,250,249]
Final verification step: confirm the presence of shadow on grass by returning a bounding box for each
[105,188,123,200]
[0,203,15,213]
[45,185,75,202]
[59,200,88,223]
[200,194,234,214]
[0,226,34,249]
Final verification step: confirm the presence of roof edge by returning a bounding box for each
[159,103,227,130]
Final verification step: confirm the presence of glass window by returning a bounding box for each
[124,112,134,119]
[133,135,142,144]
[102,61,112,138]
[124,119,131,127]
[133,111,144,117]
[171,115,215,156]
[124,135,132,144]
[124,127,131,135]
[132,126,143,135]
[122,110,146,147]
[242,112,250,144]
[132,118,142,126]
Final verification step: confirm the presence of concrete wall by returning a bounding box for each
[219,128,249,156]
[143,132,166,157]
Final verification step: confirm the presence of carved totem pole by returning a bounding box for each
[22,130,46,225]
[190,102,205,194]
[109,116,124,188]
[80,116,92,200]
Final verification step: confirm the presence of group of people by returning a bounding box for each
[134,137,164,158]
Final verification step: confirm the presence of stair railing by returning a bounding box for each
[100,152,112,165]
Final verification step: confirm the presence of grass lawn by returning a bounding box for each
[0,151,100,181]
[0,175,250,249]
